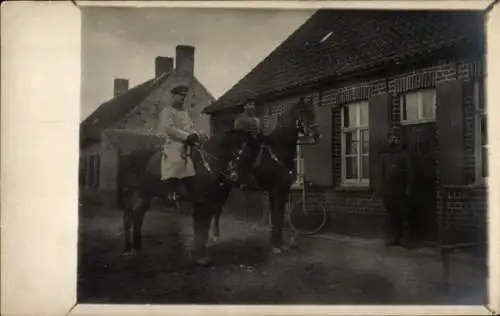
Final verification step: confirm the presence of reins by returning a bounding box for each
[182,141,216,175]
[179,100,313,182]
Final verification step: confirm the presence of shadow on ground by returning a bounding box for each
[77,204,486,305]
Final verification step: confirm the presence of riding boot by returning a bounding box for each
[223,144,247,185]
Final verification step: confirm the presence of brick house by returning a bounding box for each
[80,45,215,205]
[204,10,487,243]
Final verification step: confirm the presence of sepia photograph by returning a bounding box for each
[2,1,498,315]
[76,4,491,305]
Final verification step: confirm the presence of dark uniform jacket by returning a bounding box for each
[380,149,412,197]
[234,113,261,136]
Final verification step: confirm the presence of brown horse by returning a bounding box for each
[118,97,320,265]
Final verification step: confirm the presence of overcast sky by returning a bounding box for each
[80,7,313,120]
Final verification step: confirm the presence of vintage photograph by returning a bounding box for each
[78,6,489,305]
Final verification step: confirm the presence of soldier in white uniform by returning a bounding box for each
[158,83,206,183]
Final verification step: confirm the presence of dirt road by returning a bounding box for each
[77,205,486,305]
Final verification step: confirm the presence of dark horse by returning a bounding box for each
[118,97,320,265]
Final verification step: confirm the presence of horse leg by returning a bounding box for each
[276,192,291,252]
[209,211,220,246]
[269,188,287,254]
[132,200,149,252]
[209,186,230,245]
[192,202,213,266]
[123,208,133,254]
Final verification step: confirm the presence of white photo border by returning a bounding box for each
[1,1,498,315]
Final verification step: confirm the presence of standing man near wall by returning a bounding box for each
[380,127,414,248]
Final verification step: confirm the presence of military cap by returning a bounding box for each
[171,83,189,94]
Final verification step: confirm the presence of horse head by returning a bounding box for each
[291,96,321,145]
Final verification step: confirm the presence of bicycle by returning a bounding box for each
[266,180,329,236]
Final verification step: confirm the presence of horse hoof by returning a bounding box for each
[196,257,213,267]
[208,236,218,246]
[122,249,137,256]
[271,248,283,255]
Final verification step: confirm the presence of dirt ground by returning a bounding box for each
[77,203,487,305]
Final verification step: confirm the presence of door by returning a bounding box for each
[401,123,437,241]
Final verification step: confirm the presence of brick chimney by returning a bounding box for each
[175,45,195,78]
[155,56,174,78]
[113,78,129,97]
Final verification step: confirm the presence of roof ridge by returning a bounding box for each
[105,128,167,138]
[213,10,320,106]
[205,10,483,114]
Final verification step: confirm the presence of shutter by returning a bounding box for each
[303,107,333,186]
[95,155,101,188]
[436,79,465,185]
[88,156,94,187]
[368,93,392,193]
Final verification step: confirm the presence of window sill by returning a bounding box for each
[473,179,488,189]
[443,181,488,190]
[400,118,435,126]
[337,183,371,192]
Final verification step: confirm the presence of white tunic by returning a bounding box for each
[158,105,204,180]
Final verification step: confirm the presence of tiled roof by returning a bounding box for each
[80,72,172,141]
[103,129,166,153]
[204,9,483,114]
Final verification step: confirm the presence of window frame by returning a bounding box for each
[400,88,437,125]
[340,101,370,186]
[93,154,101,188]
[474,79,488,185]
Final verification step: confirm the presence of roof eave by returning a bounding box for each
[205,41,481,115]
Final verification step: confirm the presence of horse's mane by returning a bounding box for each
[266,100,301,145]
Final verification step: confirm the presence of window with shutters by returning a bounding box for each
[474,80,487,182]
[93,155,101,188]
[400,88,437,124]
[341,101,369,185]
[83,154,101,188]
[79,157,86,187]
[88,156,94,187]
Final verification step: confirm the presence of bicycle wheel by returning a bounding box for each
[287,198,328,235]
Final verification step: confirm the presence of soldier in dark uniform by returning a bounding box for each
[380,127,414,247]
[224,101,262,189]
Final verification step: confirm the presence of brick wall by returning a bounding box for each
[114,76,213,136]
[211,55,487,240]
[318,56,485,239]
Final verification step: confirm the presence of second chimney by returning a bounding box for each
[155,56,174,78]
[175,45,195,78]
[113,78,129,97]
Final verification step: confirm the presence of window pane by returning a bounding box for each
[345,132,358,155]
[343,105,357,128]
[474,81,481,111]
[361,129,369,154]
[481,116,487,145]
[345,157,358,179]
[362,155,369,179]
[403,92,419,121]
[401,96,407,121]
[482,147,488,178]
[421,89,436,119]
[359,103,369,126]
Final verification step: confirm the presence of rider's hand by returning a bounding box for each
[200,134,209,141]
[185,133,200,146]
